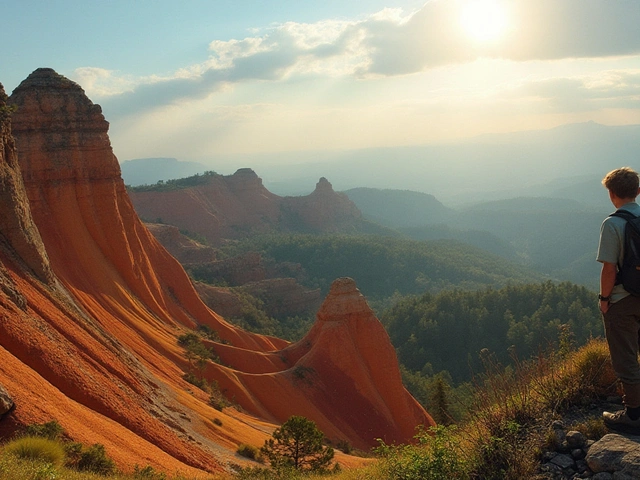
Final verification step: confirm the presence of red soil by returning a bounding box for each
[0,69,433,475]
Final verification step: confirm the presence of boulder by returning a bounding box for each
[586,433,640,478]
[0,383,14,417]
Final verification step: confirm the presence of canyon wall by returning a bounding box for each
[129,170,365,246]
[0,69,433,474]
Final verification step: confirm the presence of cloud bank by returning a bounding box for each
[79,0,640,117]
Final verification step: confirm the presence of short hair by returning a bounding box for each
[602,167,639,199]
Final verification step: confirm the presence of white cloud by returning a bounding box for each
[91,0,640,118]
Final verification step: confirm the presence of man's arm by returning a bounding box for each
[600,261,617,314]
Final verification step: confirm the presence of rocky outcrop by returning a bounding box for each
[4,69,283,473]
[10,68,277,350]
[0,82,53,285]
[129,170,365,246]
[586,433,640,478]
[208,278,434,449]
[281,177,363,233]
[0,383,13,418]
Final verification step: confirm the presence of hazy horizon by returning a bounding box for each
[3,0,640,173]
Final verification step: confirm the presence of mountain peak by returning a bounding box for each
[315,176,334,193]
[13,68,82,92]
[317,277,371,322]
[10,68,117,184]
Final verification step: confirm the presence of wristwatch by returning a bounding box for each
[598,294,611,301]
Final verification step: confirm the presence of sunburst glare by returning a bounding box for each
[460,0,509,45]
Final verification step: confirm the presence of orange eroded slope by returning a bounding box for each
[3,69,433,473]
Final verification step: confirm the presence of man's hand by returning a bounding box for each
[600,261,617,315]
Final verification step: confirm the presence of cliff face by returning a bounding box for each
[0,83,52,286]
[128,170,364,246]
[0,68,432,473]
[207,278,434,449]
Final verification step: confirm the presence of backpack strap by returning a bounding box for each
[610,210,640,235]
[610,210,638,221]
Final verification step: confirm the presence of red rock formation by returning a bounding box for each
[206,278,433,449]
[0,68,432,474]
[281,177,363,233]
[129,170,364,246]
[0,84,52,285]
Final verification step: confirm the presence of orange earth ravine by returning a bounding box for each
[0,69,434,475]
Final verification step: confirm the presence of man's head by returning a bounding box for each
[602,167,640,200]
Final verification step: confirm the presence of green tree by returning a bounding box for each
[260,416,334,472]
[430,373,452,425]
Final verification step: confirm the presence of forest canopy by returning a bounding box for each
[381,281,602,383]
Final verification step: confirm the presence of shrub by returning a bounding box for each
[572,418,607,442]
[63,441,84,467]
[237,444,262,461]
[3,436,65,466]
[209,380,230,411]
[133,464,167,479]
[23,421,65,441]
[376,425,467,480]
[197,324,221,342]
[336,439,352,454]
[76,443,116,475]
[183,372,208,390]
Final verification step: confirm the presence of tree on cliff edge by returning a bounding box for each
[261,416,334,472]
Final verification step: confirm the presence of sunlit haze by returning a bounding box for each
[2,0,640,172]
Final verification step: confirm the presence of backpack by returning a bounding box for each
[610,209,640,296]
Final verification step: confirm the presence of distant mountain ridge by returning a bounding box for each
[116,122,639,207]
[343,187,454,227]
[252,121,640,205]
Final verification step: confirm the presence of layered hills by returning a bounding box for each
[128,171,374,246]
[0,68,433,474]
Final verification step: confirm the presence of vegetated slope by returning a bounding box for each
[128,173,389,246]
[343,187,454,228]
[342,189,606,288]
[398,224,518,261]
[1,68,432,473]
[382,281,603,384]
[459,197,608,288]
[222,234,547,300]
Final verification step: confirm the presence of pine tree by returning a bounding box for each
[260,416,334,472]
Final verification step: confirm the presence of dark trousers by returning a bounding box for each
[604,295,640,407]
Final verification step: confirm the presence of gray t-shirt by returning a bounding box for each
[597,201,640,302]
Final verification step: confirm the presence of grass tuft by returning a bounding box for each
[4,436,65,466]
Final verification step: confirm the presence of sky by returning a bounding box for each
[2,0,640,171]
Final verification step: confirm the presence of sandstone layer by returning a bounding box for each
[129,170,365,246]
[0,69,433,474]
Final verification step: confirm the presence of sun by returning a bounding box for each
[460,0,509,45]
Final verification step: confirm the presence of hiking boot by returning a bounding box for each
[603,409,640,434]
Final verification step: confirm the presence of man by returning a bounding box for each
[597,167,640,433]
